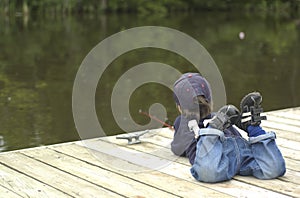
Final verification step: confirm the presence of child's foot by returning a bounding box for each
[208,105,240,131]
[238,92,267,131]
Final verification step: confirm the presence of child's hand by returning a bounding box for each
[188,120,200,138]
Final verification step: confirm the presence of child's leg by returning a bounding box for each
[240,130,286,179]
[190,128,239,183]
[238,92,286,179]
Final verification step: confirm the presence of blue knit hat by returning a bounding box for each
[173,73,212,110]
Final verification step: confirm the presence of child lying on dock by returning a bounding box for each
[171,73,286,183]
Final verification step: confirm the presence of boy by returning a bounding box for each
[172,73,286,183]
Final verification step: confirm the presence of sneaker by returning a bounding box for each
[238,92,267,131]
[208,105,240,131]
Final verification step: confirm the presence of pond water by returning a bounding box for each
[0,11,300,151]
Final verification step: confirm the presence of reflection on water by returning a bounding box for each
[0,12,299,151]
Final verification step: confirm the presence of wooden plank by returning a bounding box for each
[116,133,300,174]
[101,136,299,197]
[263,127,300,142]
[152,120,300,148]
[81,139,290,198]
[233,175,300,197]
[276,138,300,151]
[113,135,187,165]
[0,163,69,197]
[50,143,233,198]
[20,148,179,198]
[0,185,22,197]
[149,128,174,139]
[279,169,300,185]
[119,134,300,171]
[279,147,300,161]
[290,111,300,116]
[0,107,298,197]
[285,158,300,172]
[141,133,172,149]
[266,114,300,128]
[268,107,300,114]
[267,111,300,121]
[114,132,300,171]
[261,121,300,134]
[0,152,122,197]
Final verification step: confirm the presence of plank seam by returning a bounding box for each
[48,147,184,198]
[277,177,299,186]
[19,152,128,198]
[0,183,23,198]
[82,139,286,198]
[0,161,74,198]
[233,178,294,197]
[102,137,300,172]
[266,114,300,122]
[97,139,297,197]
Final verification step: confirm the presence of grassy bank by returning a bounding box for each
[1,0,300,16]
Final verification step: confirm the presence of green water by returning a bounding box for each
[0,12,299,151]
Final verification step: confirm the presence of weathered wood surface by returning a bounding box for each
[0,107,299,197]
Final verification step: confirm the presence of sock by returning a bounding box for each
[247,125,266,137]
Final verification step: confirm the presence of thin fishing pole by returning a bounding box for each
[139,110,174,130]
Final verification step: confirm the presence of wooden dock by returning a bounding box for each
[0,108,300,197]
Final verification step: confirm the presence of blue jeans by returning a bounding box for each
[190,128,286,183]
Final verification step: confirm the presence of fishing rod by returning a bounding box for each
[138,109,174,130]
[116,110,174,145]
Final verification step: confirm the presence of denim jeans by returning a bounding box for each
[190,128,286,183]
